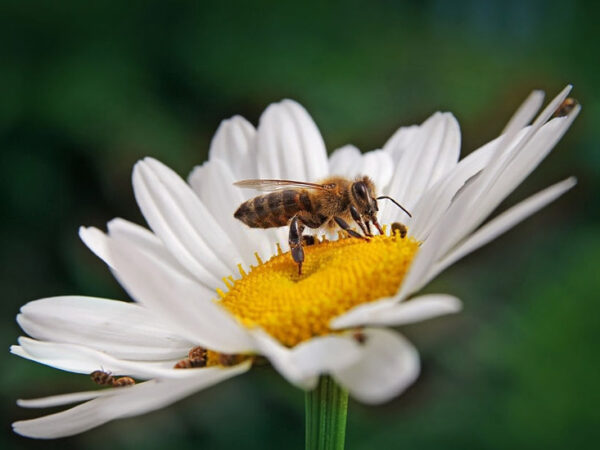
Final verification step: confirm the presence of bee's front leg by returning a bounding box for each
[289,215,305,275]
[350,205,371,237]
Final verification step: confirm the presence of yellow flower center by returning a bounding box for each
[218,229,419,347]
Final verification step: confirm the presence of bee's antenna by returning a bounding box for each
[376,196,412,218]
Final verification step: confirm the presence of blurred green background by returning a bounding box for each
[2,1,599,449]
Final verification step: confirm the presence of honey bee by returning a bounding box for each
[90,370,135,387]
[234,176,411,274]
[112,377,136,387]
[552,97,578,118]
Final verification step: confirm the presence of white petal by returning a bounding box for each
[401,123,560,299]
[79,226,113,270]
[474,86,573,212]
[13,337,251,381]
[328,145,361,176]
[501,90,545,134]
[429,177,577,282]
[332,329,420,404]
[249,331,314,388]
[469,110,579,238]
[496,85,570,166]
[381,112,460,224]
[18,390,114,409]
[187,161,209,196]
[251,330,363,390]
[105,234,255,353]
[13,363,250,439]
[79,225,198,283]
[407,123,533,242]
[407,130,506,240]
[395,204,453,301]
[360,150,395,191]
[405,87,577,299]
[330,294,462,329]
[107,218,184,269]
[13,337,188,379]
[208,115,257,179]
[255,99,328,182]
[17,296,193,360]
[329,146,394,191]
[188,158,275,264]
[11,342,172,379]
[438,106,578,262]
[250,99,329,247]
[133,158,240,286]
[382,124,419,163]
[282,99,330,182]
[143,156,243,266]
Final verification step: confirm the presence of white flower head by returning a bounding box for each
[12,86,579,438]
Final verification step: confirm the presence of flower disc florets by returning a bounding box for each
[219,230,419,347]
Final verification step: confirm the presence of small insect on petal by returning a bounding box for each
[113,377,135,387]
[552,97,578,118]
[90,370,113,386]
[353,330,368,345]
[173,359,194,369]
[90,370,135,387]
[174,346,208,369]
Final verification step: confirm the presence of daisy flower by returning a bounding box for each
[12,85,578,439]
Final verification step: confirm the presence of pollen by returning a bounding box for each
[218,229,419,347]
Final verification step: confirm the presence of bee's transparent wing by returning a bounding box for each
[233,179,330,192]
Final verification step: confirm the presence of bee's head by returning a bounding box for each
[350,176,379,219]
[350,176,412,235]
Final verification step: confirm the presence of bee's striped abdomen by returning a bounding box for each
[234,190,310,229]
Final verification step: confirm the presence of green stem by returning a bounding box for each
[305,376,349,450]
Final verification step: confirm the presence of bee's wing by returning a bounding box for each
[233,179,330,192]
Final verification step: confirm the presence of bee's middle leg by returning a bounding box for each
[289,215,305,275]
[334,216,369,240]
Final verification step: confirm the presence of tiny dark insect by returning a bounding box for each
[552,97,578,118]
[353,330,367,345]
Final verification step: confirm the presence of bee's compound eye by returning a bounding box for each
[352,182,369,202]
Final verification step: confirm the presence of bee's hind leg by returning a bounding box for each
[289,216,305,275]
